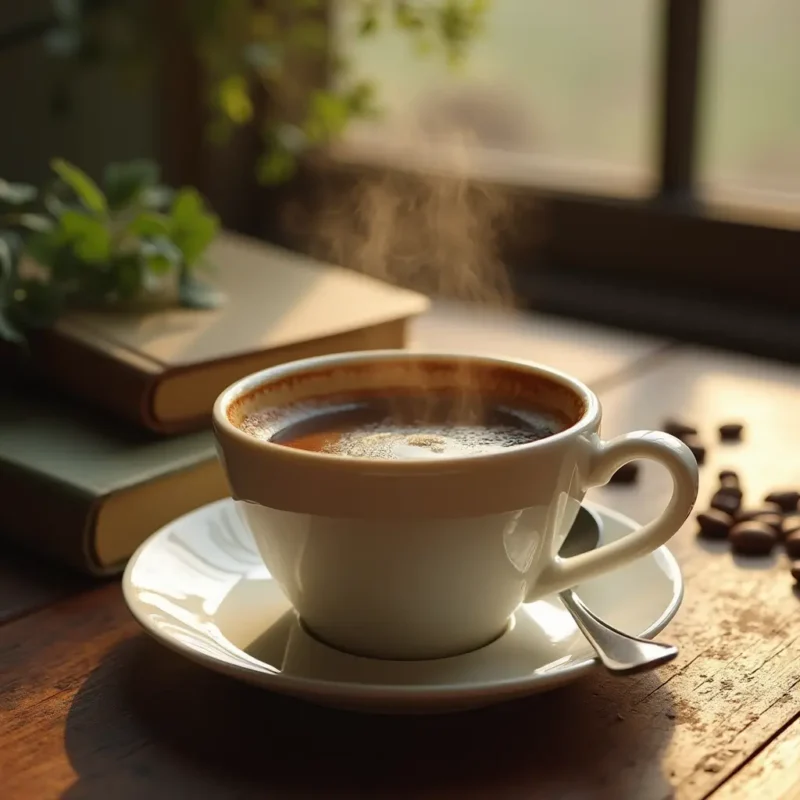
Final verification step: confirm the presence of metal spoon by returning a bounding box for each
[557,507,678,675]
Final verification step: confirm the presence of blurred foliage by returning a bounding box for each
[43,0,490,183]
[0,159,220,344]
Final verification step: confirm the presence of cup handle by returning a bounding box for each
[534,431,699,597]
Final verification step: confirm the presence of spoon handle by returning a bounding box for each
[559,588,678,675]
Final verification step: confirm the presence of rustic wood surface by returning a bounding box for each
[0,543,90,626]
[2,304,800,799]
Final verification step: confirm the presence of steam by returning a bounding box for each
[302,130,516,309]
[279,126,526,429]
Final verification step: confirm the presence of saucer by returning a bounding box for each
[123,499,683,714]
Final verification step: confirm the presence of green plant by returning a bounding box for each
[0,159,220,344]
[45,0,490,183]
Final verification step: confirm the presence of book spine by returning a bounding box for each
[26,330,157,431]
[0,461,97,575]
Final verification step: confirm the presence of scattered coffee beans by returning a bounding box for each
[653,414,800,590]
[764,490,800,513]
[783,514,800,537]
[608,462,639,484]
[710,488,742,516]
[786,531,800,560]
[697,509,735,540]
[663,419,698,439]
[729,521,777,556]
[718,423,744,442]
[719,469,740,488]
[737,502,783,521]
[753,513,784,536]
[682,434,706,466]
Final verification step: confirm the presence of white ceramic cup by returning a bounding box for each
[213,351,698,660]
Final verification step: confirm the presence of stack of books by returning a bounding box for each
[0,232,428,575]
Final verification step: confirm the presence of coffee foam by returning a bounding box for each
[321,422,533,460]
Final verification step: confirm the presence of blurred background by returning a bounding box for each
[1,0,798,356]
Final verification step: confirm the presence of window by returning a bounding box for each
[322,0,799,352]
[4,2,796,358]
[337,0,658,197]
[701,0,800,214]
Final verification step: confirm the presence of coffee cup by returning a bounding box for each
[213,351,698,660]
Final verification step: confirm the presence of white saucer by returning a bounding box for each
[123,499,683,714]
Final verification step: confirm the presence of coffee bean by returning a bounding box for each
[608,462,639,484]
[663,419,698,439]
[697,509,735,540]
[786,531,800,560]
[729,521,777,556]
[754,513,784,535]
[718,423,744,442]
[790,561,800,583]
[783,514,800,537]
[737,503,782,520]
[682,434,706,465]
[764,490,800,513]
[710,489,742,515]
[719,470,740,488]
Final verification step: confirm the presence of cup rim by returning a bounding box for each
[213,350,600,470]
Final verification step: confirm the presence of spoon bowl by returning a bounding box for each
[558,507,679,675]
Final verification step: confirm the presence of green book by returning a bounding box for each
[0,386,229,576]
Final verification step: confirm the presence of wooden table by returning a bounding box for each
[3,303,800,800]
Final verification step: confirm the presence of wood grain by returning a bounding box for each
[710,717,800,800]
[587,346,800,799]
[0,583,681,800]
[0,544,89,626]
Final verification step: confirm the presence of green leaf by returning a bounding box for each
[358,3,379,36]
[343,81,378,117]
[256,146,296,184]
[140,236,182,274]
[104,160,160,209]
[394,3,425,31]
[60,210,112,263]
[304,90,350,143]
[43,189,70,218]
[127,211,171,238]
[1,213,54,233]
[289,21,327,50]
[169,189,219,267]
[110,254,143,300]
[179,273,225,309]
[0,231,20,279]
[0,179,37,205]
[26,230,61,268]
[51,158,107,215]
[217,75,254,125]
[140,185,174,210]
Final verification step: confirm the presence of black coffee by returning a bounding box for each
[240,390,569,460]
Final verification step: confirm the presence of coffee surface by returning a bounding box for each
[239,391,569,460]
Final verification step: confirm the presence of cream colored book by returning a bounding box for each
[18,232,429,433]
